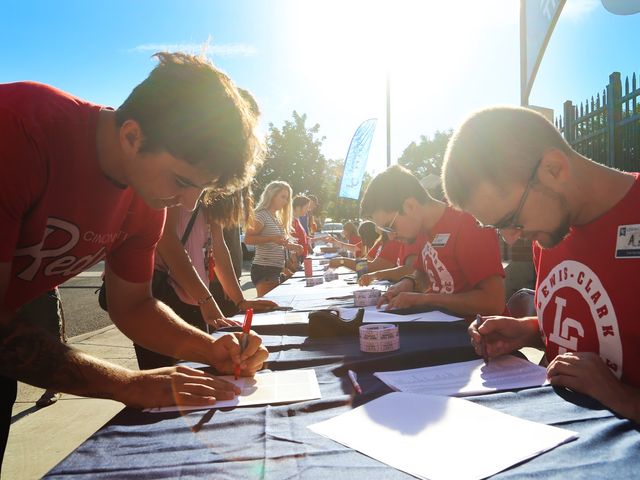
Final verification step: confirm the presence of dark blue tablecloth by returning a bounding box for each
[46,321,640,479]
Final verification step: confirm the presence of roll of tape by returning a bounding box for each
[353,288,382,307]
[359,323,400,353]
[306,276,324,287]
[324,270,339,282]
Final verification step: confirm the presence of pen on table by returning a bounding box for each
[475,314,489,364]
[347,369,363,395]
[235,308,254,379]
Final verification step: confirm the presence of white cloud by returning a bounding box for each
[561,0,601,20]
[129,42,257,57]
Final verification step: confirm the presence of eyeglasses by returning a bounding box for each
[377,212,398,234]
[482,159,541,231]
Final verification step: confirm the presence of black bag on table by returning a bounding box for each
[308,308,365,337]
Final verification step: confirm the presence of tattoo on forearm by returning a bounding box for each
[0,316,116,399]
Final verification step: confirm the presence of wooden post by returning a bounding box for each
[563,100,574,144]
[606,72,622,168]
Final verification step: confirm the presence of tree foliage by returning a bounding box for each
[397,129,453,178]
[257,111,452,225]
[255,111,326,202]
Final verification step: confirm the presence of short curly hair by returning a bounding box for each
[443,106,572,209]
[360,165,429,218]
[116,52,263,194]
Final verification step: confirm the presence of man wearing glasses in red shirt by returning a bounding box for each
[360,165,506,317]
[442,105,640,423]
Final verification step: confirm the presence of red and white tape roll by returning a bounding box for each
[359,323,400,353]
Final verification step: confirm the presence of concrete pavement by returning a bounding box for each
[4,326,136,479]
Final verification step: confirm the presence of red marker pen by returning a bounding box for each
[234,308,253,379]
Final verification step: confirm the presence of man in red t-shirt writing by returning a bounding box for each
[443,106,640,423]
[360,165,506,317]
[0,53,268,467]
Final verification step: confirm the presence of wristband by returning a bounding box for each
[197,293,214,306]
[399,275,417,290]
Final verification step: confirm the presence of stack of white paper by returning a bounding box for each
[309,392,577,480]
[374,355,549,397]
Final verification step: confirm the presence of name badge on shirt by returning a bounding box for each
[431,233,450,248]
[615,224,640,258]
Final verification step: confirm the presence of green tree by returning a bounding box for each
[256,111,379,227]
[256,111,327,200]
[398,129,453,178]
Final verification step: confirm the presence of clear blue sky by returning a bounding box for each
[2,0,638,174]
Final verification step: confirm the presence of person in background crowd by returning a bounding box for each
[326,221,363,257]
[358,234,423,286]
[244,181,303,297]
[328,221,401,278]
[206,188,278,317]
[300,194,319,235]
[356,220,379,253]
[442,105,640,422]
[292,194,312,260]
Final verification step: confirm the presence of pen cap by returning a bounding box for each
[242,308,254,333]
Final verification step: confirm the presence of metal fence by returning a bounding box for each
[555,71,640,171]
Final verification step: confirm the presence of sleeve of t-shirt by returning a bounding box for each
[0,109,47,261]
[254,209,270,228]
[378,240,402,264]
[106,198,166,283]
[455,215,505,287]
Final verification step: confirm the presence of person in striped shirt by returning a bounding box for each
[244,181,303,296]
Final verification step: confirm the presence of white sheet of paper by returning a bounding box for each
[291,266,353,278]
[308,252,339,259]
[338,306,422,323]
[339,305,461,323]
[372,309,463,323]
[308,392,577,480]
[144,369,321,413]
[231,310,309,326]
[265,282,362,299]
[374,355,549,397]
[409,310,463,322]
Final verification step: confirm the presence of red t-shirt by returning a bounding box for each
[413,207,504,294]
[368,238,403,265]
[348,234,363,257]
[292,217,309,257]
[533,173,640,387]
[398,232,428,266]
[0,82,165,308]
